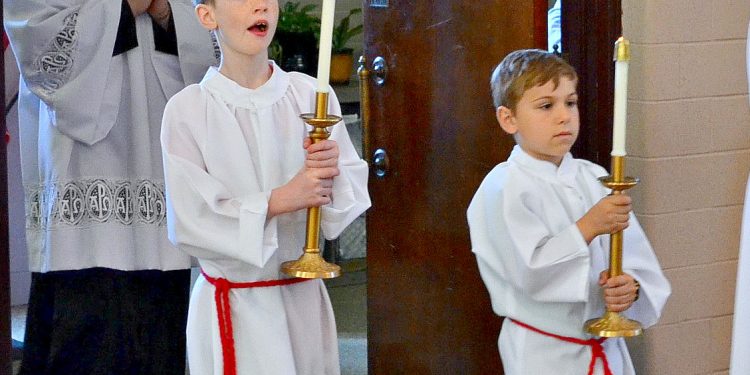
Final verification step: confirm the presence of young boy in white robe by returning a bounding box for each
[160,1,371,374]
[467,49,671,375]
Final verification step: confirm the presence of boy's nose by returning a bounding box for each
[556,105,572,123]
[253,0,270,13]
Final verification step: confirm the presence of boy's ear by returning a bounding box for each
[195,4,217,30]
[496,106,517,135]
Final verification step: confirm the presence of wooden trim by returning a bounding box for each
[562,0,622,168]
[533,0,549,50]
[1,1,13,373]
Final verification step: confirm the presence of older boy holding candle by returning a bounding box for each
[467,49,671,375]
[160,0,370,374]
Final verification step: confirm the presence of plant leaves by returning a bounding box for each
[331,7,363,52]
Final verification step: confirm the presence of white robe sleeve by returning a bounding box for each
[621,214,672,328]
[468,170,591,303]
[4,0,122,144]
[320,89,371,239]
[161,90,277,268]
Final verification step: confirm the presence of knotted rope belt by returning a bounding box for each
[201,269,311,375]
[509,319,612,375]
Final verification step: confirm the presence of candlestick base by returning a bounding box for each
[584,311,642,338]
[281,251,341,279]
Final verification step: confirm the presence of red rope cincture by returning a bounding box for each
[201,269,311,375]
[509,319,612,375]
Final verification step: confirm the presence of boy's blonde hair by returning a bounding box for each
[491,49,577,110]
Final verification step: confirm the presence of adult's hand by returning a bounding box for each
[127,0,151,16]
[147,0,172,29]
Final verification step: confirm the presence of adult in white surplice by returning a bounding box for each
[161,63,370,374]
[4,0,216,373]
[729,21,750,375]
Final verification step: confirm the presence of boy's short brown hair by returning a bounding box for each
[490,49,577,110]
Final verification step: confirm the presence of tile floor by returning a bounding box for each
[326,259,368,375]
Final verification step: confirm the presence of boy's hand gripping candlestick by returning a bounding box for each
[583,37,643,337]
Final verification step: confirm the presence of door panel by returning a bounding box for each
[364,2,546,373]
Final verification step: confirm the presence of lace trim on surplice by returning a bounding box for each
[25,178,167,230]
[33,12,78,96]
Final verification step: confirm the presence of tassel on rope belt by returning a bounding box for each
[509,318,612,375]
[201,269,311,375]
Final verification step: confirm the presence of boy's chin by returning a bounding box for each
[549,147,573,163]
[556,141,575,154]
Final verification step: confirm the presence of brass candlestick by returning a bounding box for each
[281,91,342,279]
[584,155,642,337]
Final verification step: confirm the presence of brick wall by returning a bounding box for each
[622,1,750,374]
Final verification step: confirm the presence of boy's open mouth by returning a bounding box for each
[249,21,268,33]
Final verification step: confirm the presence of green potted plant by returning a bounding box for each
[330,8,363,84]
[271,2,321,75]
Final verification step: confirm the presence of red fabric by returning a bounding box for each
[4,131,9,144]
[509,319,612,375]
[201,269,310,375]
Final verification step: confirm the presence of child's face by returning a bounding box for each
[197,0,279,60]
[497,77,579,165]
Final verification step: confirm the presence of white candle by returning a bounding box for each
[611,37,630,156]
[316,0,336,93]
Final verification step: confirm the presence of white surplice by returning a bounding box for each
[467,146,671,375]
[4,0,216,272]
[161,63,371,375]
[729,21,750,375]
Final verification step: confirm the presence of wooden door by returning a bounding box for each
[363,2,547,373]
